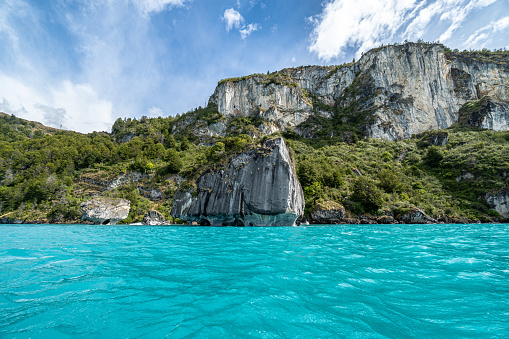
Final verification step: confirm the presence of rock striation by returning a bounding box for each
[81,197,130,225]
[142,210,166,225]
[209,43,509,140]
[485,189,509,218]
[171,137,304,226]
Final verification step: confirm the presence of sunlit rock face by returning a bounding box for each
[209,43,509,140]
[80,197,130,225]
[171,137,304,226]
[486,189,509,218]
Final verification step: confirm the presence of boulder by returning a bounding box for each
[377,215,398,224]
[81,197,130,225]
[399,208,436,224]
[142,210,166,225]
[310,200,346,224]
[171,137,304,226]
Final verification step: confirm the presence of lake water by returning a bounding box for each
[1,224,508,338]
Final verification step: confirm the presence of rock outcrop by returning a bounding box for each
[81,197,130,225]
[486,189,509,218]
[456,96,509,131]
[310,200,346,224]
[209,43,509,140]
[142,210,166,225]
[171,137,304,226]
[400,208,436,224]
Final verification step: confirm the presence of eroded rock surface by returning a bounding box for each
[400,208,436,224]
[310,200,346,224]
[81,197,130,225]
[486,189,509,218]
[171,137,304,226]
[142,210,166,225]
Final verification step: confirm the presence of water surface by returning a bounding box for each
[1,224,508,338]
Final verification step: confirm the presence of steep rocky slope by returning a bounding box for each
[209,43,509,140]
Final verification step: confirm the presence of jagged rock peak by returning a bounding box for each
[171,137,304,226]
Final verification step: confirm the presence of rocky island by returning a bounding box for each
[0,42,508,225]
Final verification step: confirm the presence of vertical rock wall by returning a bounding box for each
[171,137,304,226]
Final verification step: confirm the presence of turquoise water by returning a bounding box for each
[1,224,508,338]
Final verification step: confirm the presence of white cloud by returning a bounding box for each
[240,23,260,39]
[0,74,114,133]
[147,106,164,117]
[222,8,261,39]
[131,0,187,16]
[309,0,503,61]
[437,0,497,43]
[308,0,418,61]
[222,8,244,31]
[464,16,509,48]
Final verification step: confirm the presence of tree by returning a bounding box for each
[164,134,176,149]
[297,159,320,188]
[377,168,401,193]
[351,176,383,212]
[424,146,443,167]
[208,142,225,161]
[165,149,183,173]
[179,137,190,151]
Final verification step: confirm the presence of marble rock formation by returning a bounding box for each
[81,197,130,225]
[171,137,304,226]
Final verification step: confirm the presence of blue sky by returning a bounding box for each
[1,0,508,133]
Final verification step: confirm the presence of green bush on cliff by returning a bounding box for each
[351,176,384,212]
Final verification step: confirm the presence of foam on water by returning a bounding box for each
[1,223,509,338]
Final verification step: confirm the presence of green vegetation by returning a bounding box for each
[287,127,509,222]
[218,71,299,88]
[444,47,509,66]
[1,107,508,224]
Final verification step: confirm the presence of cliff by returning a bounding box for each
[171,137,304,226]
[209,43,509,140]
[81,197,130,225]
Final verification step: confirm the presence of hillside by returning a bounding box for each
[1,42,509,224]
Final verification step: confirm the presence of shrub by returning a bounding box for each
[351,176,384,211]
[377,168,401,193]
[424,146,443,166]
[165,149,183,174]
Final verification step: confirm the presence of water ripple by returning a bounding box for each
[1,224,508,338]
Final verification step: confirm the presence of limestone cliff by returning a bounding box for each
[81,197,130,225]
[209,43,509,140]
[171,137,304,226]
[486,189,509,218]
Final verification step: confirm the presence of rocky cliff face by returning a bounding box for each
[81,197,130,225]
[209,43,509,140]
[486,189,509,218]
[171,137,304,226]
